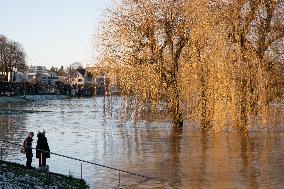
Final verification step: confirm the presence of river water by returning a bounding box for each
[0,98,284,189]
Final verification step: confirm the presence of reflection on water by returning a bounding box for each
[0,98,284,188]
[0,112,27,161]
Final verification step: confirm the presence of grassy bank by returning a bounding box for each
[0,160,89,189]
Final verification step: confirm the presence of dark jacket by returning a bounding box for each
[36,133,50,158]
[24,137,33,157]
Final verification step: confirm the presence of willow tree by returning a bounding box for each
[98,0,194,128]
[222,0,284,130]
[177,0,235,131]
[97,0,284,131]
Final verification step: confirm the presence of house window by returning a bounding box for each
[72,79,75,81]
[78,79,82,82]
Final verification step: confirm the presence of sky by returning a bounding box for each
[0,0,112,69]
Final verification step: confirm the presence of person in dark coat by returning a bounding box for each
[24,132,34,169]
[36,129,50,167]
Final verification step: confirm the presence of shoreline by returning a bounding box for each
[0,160,89,188]
[0,95,71,104]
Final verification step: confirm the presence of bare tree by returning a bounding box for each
[0,34,27,79]
[66,62,84,75]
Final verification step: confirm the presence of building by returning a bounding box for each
[14,72,29,82]
[68,68,95,96]
[27,66,48,75]
[26,66,48,81]
[69,69,85,86]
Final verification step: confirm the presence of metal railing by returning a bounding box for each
[0,139,153,187]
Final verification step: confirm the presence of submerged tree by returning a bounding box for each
[98,0,199,128]
[96,0,284,131]
[223,0,284,130]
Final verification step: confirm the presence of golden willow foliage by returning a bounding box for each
[95,0,284,131]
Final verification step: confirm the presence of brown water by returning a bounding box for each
[0,98,284,188]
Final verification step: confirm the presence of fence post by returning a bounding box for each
[81,163,83,180]
[40,153,43,172]
[0,141,2,161]
[118,171,121,188]
[0,140,2,175]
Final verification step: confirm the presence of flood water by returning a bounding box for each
[0,98,284,189]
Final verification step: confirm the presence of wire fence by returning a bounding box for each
[0,139,153,187]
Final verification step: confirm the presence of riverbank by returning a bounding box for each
[0,160,89,189]
[0,95,71,104]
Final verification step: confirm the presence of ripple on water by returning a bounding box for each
[1,98,284,188]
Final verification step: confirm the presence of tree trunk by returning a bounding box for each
[171,82,183,128]
[200,73,209,130]
[239,78,248,132]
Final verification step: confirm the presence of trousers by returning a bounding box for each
[26,155,32,169]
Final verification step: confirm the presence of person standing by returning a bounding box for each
[24,132,34,169]
[36,129,50,168]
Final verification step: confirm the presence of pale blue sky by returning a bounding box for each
[0,0,111,69]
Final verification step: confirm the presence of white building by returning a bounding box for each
[27,66,47,75]
[69,70,85,86]
[27,66,49,81]
[14,72,29,82]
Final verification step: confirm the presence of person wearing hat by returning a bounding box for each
[24,132,34,169]
[36,129,50,168]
